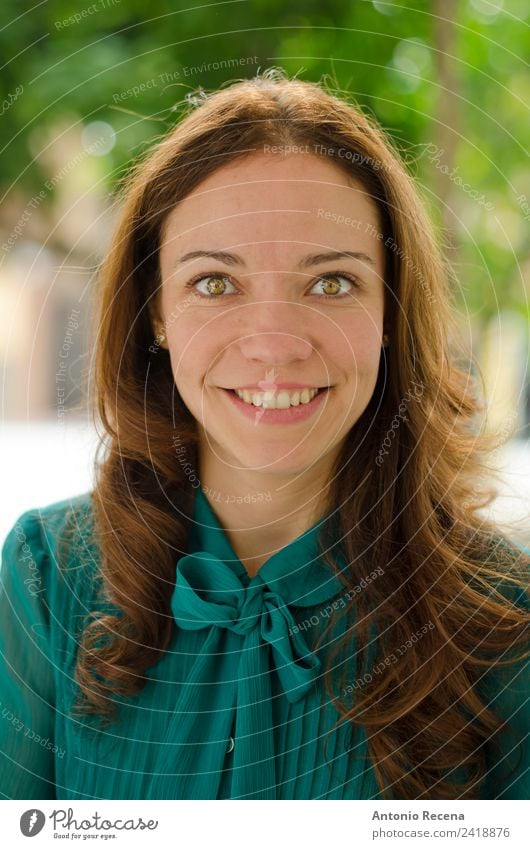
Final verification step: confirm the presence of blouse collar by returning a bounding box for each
[187,486,345,608]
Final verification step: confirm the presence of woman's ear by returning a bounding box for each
[148,304,169,349]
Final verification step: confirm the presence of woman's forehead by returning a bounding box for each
[160,152,384,258]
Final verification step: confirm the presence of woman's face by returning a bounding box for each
[157,150,386,481]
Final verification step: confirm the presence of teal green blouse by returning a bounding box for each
[0,488,528,800]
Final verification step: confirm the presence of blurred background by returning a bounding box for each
[1,0,529,545]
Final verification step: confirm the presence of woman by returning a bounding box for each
[1,68,528,801]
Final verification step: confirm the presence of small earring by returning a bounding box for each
[155,325,167,345]
[382,334,389,347]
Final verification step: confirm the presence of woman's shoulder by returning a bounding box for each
[471,533,530,606]
[1,490,100,607]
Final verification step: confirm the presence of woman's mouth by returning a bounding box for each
[220,386,330,424]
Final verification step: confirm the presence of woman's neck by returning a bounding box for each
[197,457,333,575]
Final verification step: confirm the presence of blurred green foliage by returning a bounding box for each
[0,0,528,322]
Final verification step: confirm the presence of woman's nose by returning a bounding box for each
[235,299,313,365]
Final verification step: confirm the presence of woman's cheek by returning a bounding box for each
[342,317,383,365]
[323,323,370,372]
[167,332,217,394]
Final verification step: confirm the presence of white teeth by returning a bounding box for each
[234,387,321,408]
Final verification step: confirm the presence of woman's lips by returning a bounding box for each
[221,386,330,425]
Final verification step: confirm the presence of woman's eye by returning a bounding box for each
[310,274,358,298]
[184,271,359,298]
[185,274,236,297]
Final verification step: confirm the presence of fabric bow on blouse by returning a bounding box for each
[146,489,345,800]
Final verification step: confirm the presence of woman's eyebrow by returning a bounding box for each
[299,250,376,268]
[175,249,376,268]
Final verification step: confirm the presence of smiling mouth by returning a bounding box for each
[223,385,330,409]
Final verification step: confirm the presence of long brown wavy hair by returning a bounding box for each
[72,67,529,800]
